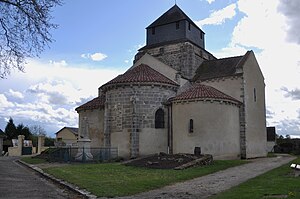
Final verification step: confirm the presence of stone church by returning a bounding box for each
[76,5,267,159]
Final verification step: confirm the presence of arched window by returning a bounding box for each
[155,108,164,128]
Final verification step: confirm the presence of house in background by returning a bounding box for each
[55,127,79,147]
[76,5,267,159]
[267,127,276,152]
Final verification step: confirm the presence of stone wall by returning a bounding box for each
[135,41,215,80]
[104,84,177,157]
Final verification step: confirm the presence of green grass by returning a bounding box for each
[44,160,245,197]
[21,157,48,164]
[210,157,300,199]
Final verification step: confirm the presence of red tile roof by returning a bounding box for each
[102,64,178,88]
[75,95,105,112]
[172,84,241,104]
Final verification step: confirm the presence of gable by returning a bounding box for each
[132,53,188,86]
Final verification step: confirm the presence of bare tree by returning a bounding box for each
[0,0,62,78]
[29,124,46,136]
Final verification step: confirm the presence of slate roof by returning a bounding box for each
[193,51,251,82]
[147,5,203,32]
[75,95,105,112]
[102,64,178,87]
[55,127,78,136]
[171,84,241,104]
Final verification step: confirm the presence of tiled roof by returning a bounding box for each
[102,64,178,87]
[75,95,105,112]
[147,5,203,32]
[193,51,251,82]
[171,84,241,104]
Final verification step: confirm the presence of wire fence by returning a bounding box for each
[47,147,118,163]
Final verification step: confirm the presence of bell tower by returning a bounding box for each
[134,5,215,79]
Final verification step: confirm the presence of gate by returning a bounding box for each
[22,147,32,155]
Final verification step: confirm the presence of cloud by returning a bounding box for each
[281,87,300,100]
[206,0,215,4]
[0,94,14,108]
[81,52,107,61]
[278,0,300,44]
[0,58,124,136]
[196,3,237,27]
[266,108,275,119]
[49,60,68,67]
[275,119,300,137]
[7,89,24,99]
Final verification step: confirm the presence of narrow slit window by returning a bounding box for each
[254,88,257,102]
[155,108,164,128]
[200,32,203,39]
[189,119,194,133]
[188,22,191,31]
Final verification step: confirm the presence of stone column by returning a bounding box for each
[17,135,25,156]
[37,135,45,154]
[76,117,93,161]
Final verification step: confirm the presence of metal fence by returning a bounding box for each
[47,147,118,163]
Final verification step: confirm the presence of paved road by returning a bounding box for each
[117,155,296,199]
[0,156,82,199]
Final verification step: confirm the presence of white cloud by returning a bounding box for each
[81,52,107,61]
[0,94,14,108]
[206,0,215,4]
[196,3,237,27]
[0,59,124,136]
[213,0,300,136]
[7,89,24,99]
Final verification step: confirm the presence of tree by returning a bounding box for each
[16,123,31,139]
[4,117,17,140]
[0,0,62,78]
[29,125,46,136]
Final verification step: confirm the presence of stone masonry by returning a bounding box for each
[135,41,215,80]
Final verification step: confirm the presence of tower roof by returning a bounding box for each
[171,84,241,104]
[102,64,179,87]
[147,5,203,32]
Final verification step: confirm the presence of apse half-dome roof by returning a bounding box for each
[102,64,179,87]
[75,95,105,112]
[171,84,241,104]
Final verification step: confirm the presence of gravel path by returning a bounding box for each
[116,155,295,199]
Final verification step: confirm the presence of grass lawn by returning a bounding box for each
[21,156,48,164]
[210,157,300,199]
[43,160,245,197]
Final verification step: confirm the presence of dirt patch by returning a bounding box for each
[124,153,212,169]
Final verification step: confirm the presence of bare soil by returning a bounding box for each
[124,152,206,169]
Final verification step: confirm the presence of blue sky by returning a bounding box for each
[1,0,300,138]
